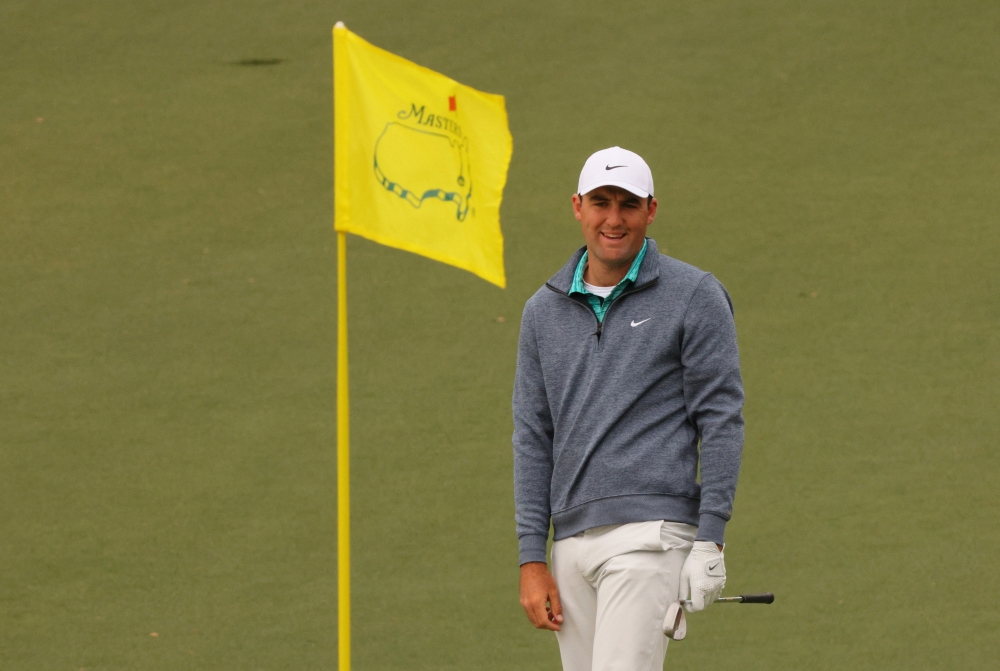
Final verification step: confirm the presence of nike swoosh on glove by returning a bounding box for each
[679,541,726,612]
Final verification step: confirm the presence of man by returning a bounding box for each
[512,146,744,670]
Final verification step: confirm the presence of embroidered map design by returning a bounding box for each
[373,122,472,221]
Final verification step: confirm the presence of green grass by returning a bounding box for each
[2,1,999,669]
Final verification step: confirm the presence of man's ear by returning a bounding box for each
[646,197,658,225]
[572,193,583,221]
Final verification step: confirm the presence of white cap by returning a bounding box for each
[577,146,654,198]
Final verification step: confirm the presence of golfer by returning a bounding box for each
[512,146,745,670]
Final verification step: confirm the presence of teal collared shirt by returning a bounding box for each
[568,239,648,323]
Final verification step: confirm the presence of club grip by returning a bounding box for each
[739,592,774,604]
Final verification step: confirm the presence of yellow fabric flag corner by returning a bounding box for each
[333,24,511,288]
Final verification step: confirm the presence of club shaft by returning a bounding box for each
[681,592,774,605]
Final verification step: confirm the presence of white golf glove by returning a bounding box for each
[679,541,726,612]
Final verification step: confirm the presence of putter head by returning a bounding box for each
[662,601,687,640]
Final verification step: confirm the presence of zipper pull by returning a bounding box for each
[593,320,603,340]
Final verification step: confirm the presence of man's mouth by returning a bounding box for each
[600,232,626,240]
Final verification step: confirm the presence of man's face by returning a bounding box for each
[573,186,657,269]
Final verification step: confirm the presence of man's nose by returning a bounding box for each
[606,203,624,226]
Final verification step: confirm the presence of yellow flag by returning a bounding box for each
[333,24,512,288]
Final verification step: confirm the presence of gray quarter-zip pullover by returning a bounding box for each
[513,239,744,565]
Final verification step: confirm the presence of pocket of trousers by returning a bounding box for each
[659,521,697,552]
[584,520,667,566]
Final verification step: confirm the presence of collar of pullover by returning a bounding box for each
[548,237,661,295]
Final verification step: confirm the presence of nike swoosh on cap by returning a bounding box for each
[605,164,627,170]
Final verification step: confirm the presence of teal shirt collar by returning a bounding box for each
[569,238,648,296]
[568,239,649,323]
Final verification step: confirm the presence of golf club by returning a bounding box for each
[664,593,775,640]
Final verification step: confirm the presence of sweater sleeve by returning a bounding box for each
[681,275,745,545]
[512,301,555,565]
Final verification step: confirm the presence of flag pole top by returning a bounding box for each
[335,21,345,29]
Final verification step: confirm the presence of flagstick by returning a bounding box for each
[337,230,351,671]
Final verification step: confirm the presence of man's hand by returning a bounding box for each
[679,541,726,612]
[519,562,563,631]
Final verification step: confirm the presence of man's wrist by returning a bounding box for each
[695,512,728,546]
[518,533,549,566]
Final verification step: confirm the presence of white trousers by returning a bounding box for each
[551,521,697,671]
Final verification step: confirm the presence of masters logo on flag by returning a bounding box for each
[374,102,472,221]
[334,25,512,287]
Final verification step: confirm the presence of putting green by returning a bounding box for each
[1,1,998,669]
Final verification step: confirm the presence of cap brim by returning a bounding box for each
[579,180,650,199]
